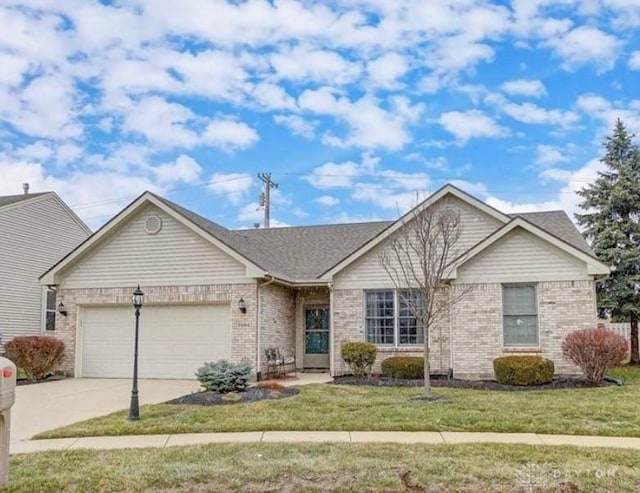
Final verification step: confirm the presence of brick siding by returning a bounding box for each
[333,281,597,379]
[51,283,257,376]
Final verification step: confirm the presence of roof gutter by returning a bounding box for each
[256,273,277,381]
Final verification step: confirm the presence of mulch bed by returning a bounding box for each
[333,375,620,391]
[16,375,66,386]
[166,386,300,406]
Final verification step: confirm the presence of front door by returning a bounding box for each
[304,306,330,369]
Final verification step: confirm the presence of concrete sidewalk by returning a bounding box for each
[11,431,640,454]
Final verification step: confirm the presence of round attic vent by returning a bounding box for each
[143,215,162,235]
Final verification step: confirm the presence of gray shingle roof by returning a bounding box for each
[511,211,592,255]
[238,222,392,279]
[154,193,593,281]
[0,192,49,208]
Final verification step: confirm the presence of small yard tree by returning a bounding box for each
[380,201,469,398]
[562,328,629,384]
[575,119,640,363]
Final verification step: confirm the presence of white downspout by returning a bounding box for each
[328,281,334,377]
[449,284,454,379]
[256,273,276,381]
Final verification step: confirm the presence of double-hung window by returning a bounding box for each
[502,284,538,347]
[45,288,56,331]
[365,290,424,346]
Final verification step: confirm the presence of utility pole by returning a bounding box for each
[257,172,278,228]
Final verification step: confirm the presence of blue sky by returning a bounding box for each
[1,1,640,230]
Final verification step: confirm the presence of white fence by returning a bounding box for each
[607,323,631,348]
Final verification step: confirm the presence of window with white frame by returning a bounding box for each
[365,290,424,346]
[502,284,538,346]
[45,289,56,331]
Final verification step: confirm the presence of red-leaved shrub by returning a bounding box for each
[4,336,65,381]
[561,328,628,385]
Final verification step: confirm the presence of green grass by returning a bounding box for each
[37,366,640,439]
[8,443,640,492]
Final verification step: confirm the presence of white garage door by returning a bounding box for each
[81,304,231,379]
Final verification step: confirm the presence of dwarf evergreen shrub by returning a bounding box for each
[493,355,554,386]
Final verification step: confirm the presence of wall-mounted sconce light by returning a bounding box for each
[238,297,247,314]
[57,302,68,316]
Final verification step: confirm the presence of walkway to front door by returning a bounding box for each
[303,306,329,369]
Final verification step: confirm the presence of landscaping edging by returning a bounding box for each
[166,386,300,406]
[333,376,619,391]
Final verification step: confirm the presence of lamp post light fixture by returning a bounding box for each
[128,285,144,421]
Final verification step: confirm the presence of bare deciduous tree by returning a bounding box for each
[380,201,470,398]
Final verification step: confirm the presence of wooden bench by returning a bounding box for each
[264,347,296,379]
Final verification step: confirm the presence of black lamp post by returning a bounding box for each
[128,285,144,421]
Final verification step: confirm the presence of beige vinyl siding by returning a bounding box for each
[334,196,503,289]
[456,228,589,283]
[0,195,90,342]
[59,205,251,288]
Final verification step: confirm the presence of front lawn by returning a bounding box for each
[8,443,640,492]
[38,366,640,439]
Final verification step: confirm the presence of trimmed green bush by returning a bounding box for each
[195,360,252,393]
[341,342,377,377]
[5,336,65,381]
[493,355,555,386]
[381,356,424,379]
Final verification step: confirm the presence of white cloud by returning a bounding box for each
[628,51,640,70]
[315,195,340,207]
[486,94,579,127]
[535,144,572,168]
[305,160,362,188]
[576,94,640,134]
[439,110,506,142]
[539,167,572,182]
[547,26,620,72]
[501,79,547,98]
[485,158,606,219]
[208,172,253,204]
[0,157,162,228]
[270,45,361,85]
[123,96,198,148]
[251,83,296,111]
[0,73,82,139]
[352,183,428,212]
[366,52,408,89]
[273,114,316,138]
[298,88,423,150]
[202,120,259,151]
[153,155,202,184]
[448,180,489,197]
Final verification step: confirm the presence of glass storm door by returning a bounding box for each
[304,306,330,369]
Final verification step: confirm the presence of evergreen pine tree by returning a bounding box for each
[576,119,640,363]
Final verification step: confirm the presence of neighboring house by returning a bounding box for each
[40,184,610,380]
[0,190,91,348]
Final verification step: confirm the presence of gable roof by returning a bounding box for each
[447,216,609,278]
[319,183,512,278]
[0,191,91,235]
[511,210,591,254]
[0,192,49,209]
[40,192,266,284]
[41,185,604,285]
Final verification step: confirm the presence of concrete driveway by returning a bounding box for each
[12,378,200,445]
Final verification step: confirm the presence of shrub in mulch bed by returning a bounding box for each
[166,386,300,406]
[332,375,619,391]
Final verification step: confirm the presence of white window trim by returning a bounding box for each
[44,288,57,332]
[501,283,540,348]
[363,289,424,348]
